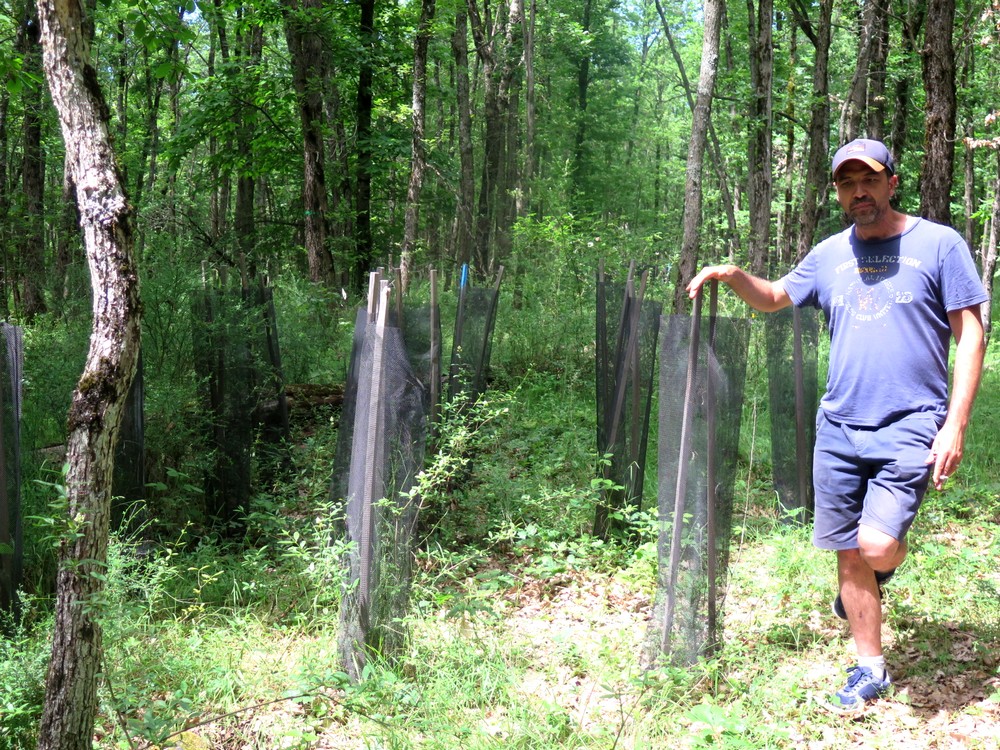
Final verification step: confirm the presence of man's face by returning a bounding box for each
[833,163,898,227]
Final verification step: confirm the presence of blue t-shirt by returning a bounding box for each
[779,217,988,427]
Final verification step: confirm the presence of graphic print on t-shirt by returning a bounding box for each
[830,252,919,327]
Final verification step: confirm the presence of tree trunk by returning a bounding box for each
[571,0,594,206]
[670,0,723,313]
[354,0,377,288]
[794,0,833,262]
[980,151,999,342]
[958,15,976,250]
[17,1,47,320]
[400,0,437,292]
[467,0,522,276]
[890,5,924,157]
[284,0,334,284]
[452,3,475,272]
[746,0,773,276]
[517,0,537,218]
[35,0,141,745]
[920,0,957,224]
[865,0,890,140]
[839,0,876,142]
[0,85,9,318]
[655,0,741,261]
[235,22,264,273]
[777,22,797,268]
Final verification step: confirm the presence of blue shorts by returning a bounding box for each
[812,410,938,550]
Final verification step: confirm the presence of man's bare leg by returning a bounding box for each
[838,524,906,654]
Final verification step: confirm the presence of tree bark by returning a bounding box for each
[890,4,924,158]
[920,0,957,224]
[655,0,741,261]
[777,22,797,267]
[354,0,377,288]
[865,0,890,140]
[746,0,773,276]
[35,0,141,745]
[452,3,475,272]
[794,0,832,262]
[670,0,723,313]
[0,82,9,319]
[838,0,881,142]
[571,0,594,206]
[284,0,334,284]
[517,0,537,218]
[467,0,522,276]
[400,0,437,292]
[17,1,47,320]
[980,150,999,342]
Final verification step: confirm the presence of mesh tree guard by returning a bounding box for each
[0,324,24,622]
[449,265,502,400]
[333,271,439,681]
[112,353,146,533]
[192,279,290,529]
[645,287,750,667]
[594,261,661,539]
[248,282,292,483]
[765,306,819,522]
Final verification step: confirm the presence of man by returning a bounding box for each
[687,138,987,713]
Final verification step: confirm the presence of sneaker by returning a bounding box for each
[832,569,895,620]
[823,665,892,714]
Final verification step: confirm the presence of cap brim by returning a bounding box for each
[834,157,887,178]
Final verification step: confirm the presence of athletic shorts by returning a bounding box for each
[812,409,939,550]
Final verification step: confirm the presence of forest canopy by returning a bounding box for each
[0,0,998,316]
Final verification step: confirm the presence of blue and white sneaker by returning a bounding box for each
[822,666,892,714]
[832,569,895,620]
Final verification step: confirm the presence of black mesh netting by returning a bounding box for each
[765,306,819,521]
[192,281,290,528]
[594,265,661,539]
[644,298,749,667]
[0,324,24,620]
[113,353,146,533]
[332,280,438,681]
[449,271,501,400]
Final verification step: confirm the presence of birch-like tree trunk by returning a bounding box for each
[35,0,141,745]
[670,0,723,313]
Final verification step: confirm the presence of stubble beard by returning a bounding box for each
[849,200,884,227]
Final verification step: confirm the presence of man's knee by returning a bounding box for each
[857,524,903,568]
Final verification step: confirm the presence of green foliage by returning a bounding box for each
[268,274,353,384]
[0,605,49,748]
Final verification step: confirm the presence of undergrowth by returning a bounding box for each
[2,275,999,749]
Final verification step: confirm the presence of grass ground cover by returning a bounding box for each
[3,292,999,749]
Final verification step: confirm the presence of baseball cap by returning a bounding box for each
[832,139,895,179]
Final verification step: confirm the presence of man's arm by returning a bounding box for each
[686,264,793,312]
[928,304,986,490]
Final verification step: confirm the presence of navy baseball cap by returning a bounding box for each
[832,139,895,179]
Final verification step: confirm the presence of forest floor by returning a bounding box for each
[178,518,1000,750]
